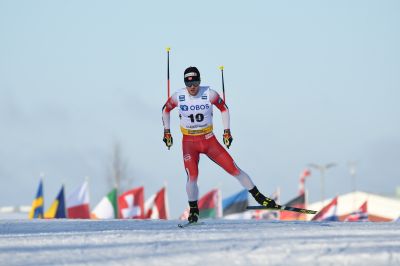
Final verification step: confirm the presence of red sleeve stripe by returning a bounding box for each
[212,96,228,112]
[162,97,177,113]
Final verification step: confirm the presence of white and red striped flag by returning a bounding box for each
[66,181,90,219]
[144,187,169,219]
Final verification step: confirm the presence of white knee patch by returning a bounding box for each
[186,180,199,202]
[234,169,255,190]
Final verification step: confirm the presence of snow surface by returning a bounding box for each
[0,219,399,266]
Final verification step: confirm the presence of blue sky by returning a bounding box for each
[1,0,399,217]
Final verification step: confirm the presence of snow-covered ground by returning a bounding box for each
[0,219,399,266]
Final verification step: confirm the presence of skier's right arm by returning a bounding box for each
[162,93,178,149]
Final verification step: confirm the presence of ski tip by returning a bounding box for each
[178,221,205,228]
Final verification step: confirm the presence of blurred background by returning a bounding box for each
[1,0,399,218]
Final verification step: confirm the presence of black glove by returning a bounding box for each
[163,129,173,149]
[223,129,233,149]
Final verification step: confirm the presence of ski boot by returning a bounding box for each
[249,186,279,208]
[188,201,199,223]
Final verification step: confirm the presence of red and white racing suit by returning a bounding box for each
[162,86,255,201]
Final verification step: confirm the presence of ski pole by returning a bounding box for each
[219,65,225,102]
[166,47,171,99]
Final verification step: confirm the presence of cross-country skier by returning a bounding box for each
[162,66,278,223]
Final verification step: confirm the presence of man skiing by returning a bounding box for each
[162,66,278,223]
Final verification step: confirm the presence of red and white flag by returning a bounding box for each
[344,201,368,222]
[66,181,90,219]
[118,187,145,219]
[144,187,169,219]
[311,196,339,221]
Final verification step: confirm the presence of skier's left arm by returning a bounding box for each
[210,89,233,148]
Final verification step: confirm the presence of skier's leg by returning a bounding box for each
[182,139,200,222]
[182,140,200,201]
[206,136,278,208]
[205,136,254,187]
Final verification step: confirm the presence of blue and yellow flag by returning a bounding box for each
[45,185,67,219]
[29,180,44,219]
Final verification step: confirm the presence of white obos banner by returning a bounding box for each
[177,86,213,136]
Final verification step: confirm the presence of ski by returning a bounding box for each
[246,205,317,214]
[178,221,205,228]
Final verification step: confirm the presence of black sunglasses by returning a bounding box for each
[185,81,200,87]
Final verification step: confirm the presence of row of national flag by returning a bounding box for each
[29,175,394,221]
[29,179,292,220]
[30,177,315,220]
[29,180,169,219]
[30,169,314,220]
[29,165,400,221]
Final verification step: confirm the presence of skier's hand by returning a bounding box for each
[163,129,173,149]
[223,129,233,149]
